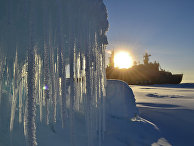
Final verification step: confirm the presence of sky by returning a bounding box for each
[104,0,194,83]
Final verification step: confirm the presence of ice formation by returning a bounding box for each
[0,0,108,146]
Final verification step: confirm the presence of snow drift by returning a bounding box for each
[103,80,171,146]
[106,80,138,118]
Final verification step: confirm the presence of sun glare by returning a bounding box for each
[114,52,133,69]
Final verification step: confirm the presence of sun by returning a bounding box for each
[114,52,133,69]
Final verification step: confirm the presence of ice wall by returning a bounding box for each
[0,0,108,146]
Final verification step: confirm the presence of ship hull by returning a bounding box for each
[106,67,183,85]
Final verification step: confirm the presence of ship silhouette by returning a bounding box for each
[106,51,183,85]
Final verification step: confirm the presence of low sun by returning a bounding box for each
[114,52,133,69]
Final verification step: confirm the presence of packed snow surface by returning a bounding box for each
[131,83,194,146]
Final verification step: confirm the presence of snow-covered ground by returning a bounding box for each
[131,83,194,146]
[36,80,173,146]
[0,80,172,146]
[2,80,193,146]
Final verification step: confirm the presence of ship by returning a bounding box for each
[106,51,183,85]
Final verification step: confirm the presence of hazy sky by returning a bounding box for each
[104,0,194,82]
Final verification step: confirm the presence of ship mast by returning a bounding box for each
[143,52,151,65]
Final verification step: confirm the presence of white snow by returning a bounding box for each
[0,79,176,146]
[105,80,138,118]
[35,80,173,146]
[103,80,171,146]
[131,83,194,146]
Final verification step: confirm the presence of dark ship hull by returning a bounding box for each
[106,67,183,85]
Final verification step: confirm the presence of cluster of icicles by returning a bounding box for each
[0,0,108,146]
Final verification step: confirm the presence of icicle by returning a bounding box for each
[10,88,16,131]
[39,87,43,122]
[19,81,23,123]
[26,1,37,145]
[85,47,92,146]
[61,56,67,128]
[0,1,109,145]
[44,43,50,125]
[24,97,28,137]
[50,49,57,123]
[10,51,19,131]
[38,59,43,122]
[26,49,37,146]
[53,62,58,123]
[56,0,67,129]
[102,44,107,138]
[44,38,50,125]
[69,38,75,146]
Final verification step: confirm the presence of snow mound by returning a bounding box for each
[106,80,138,118]
[104,80,171,146]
